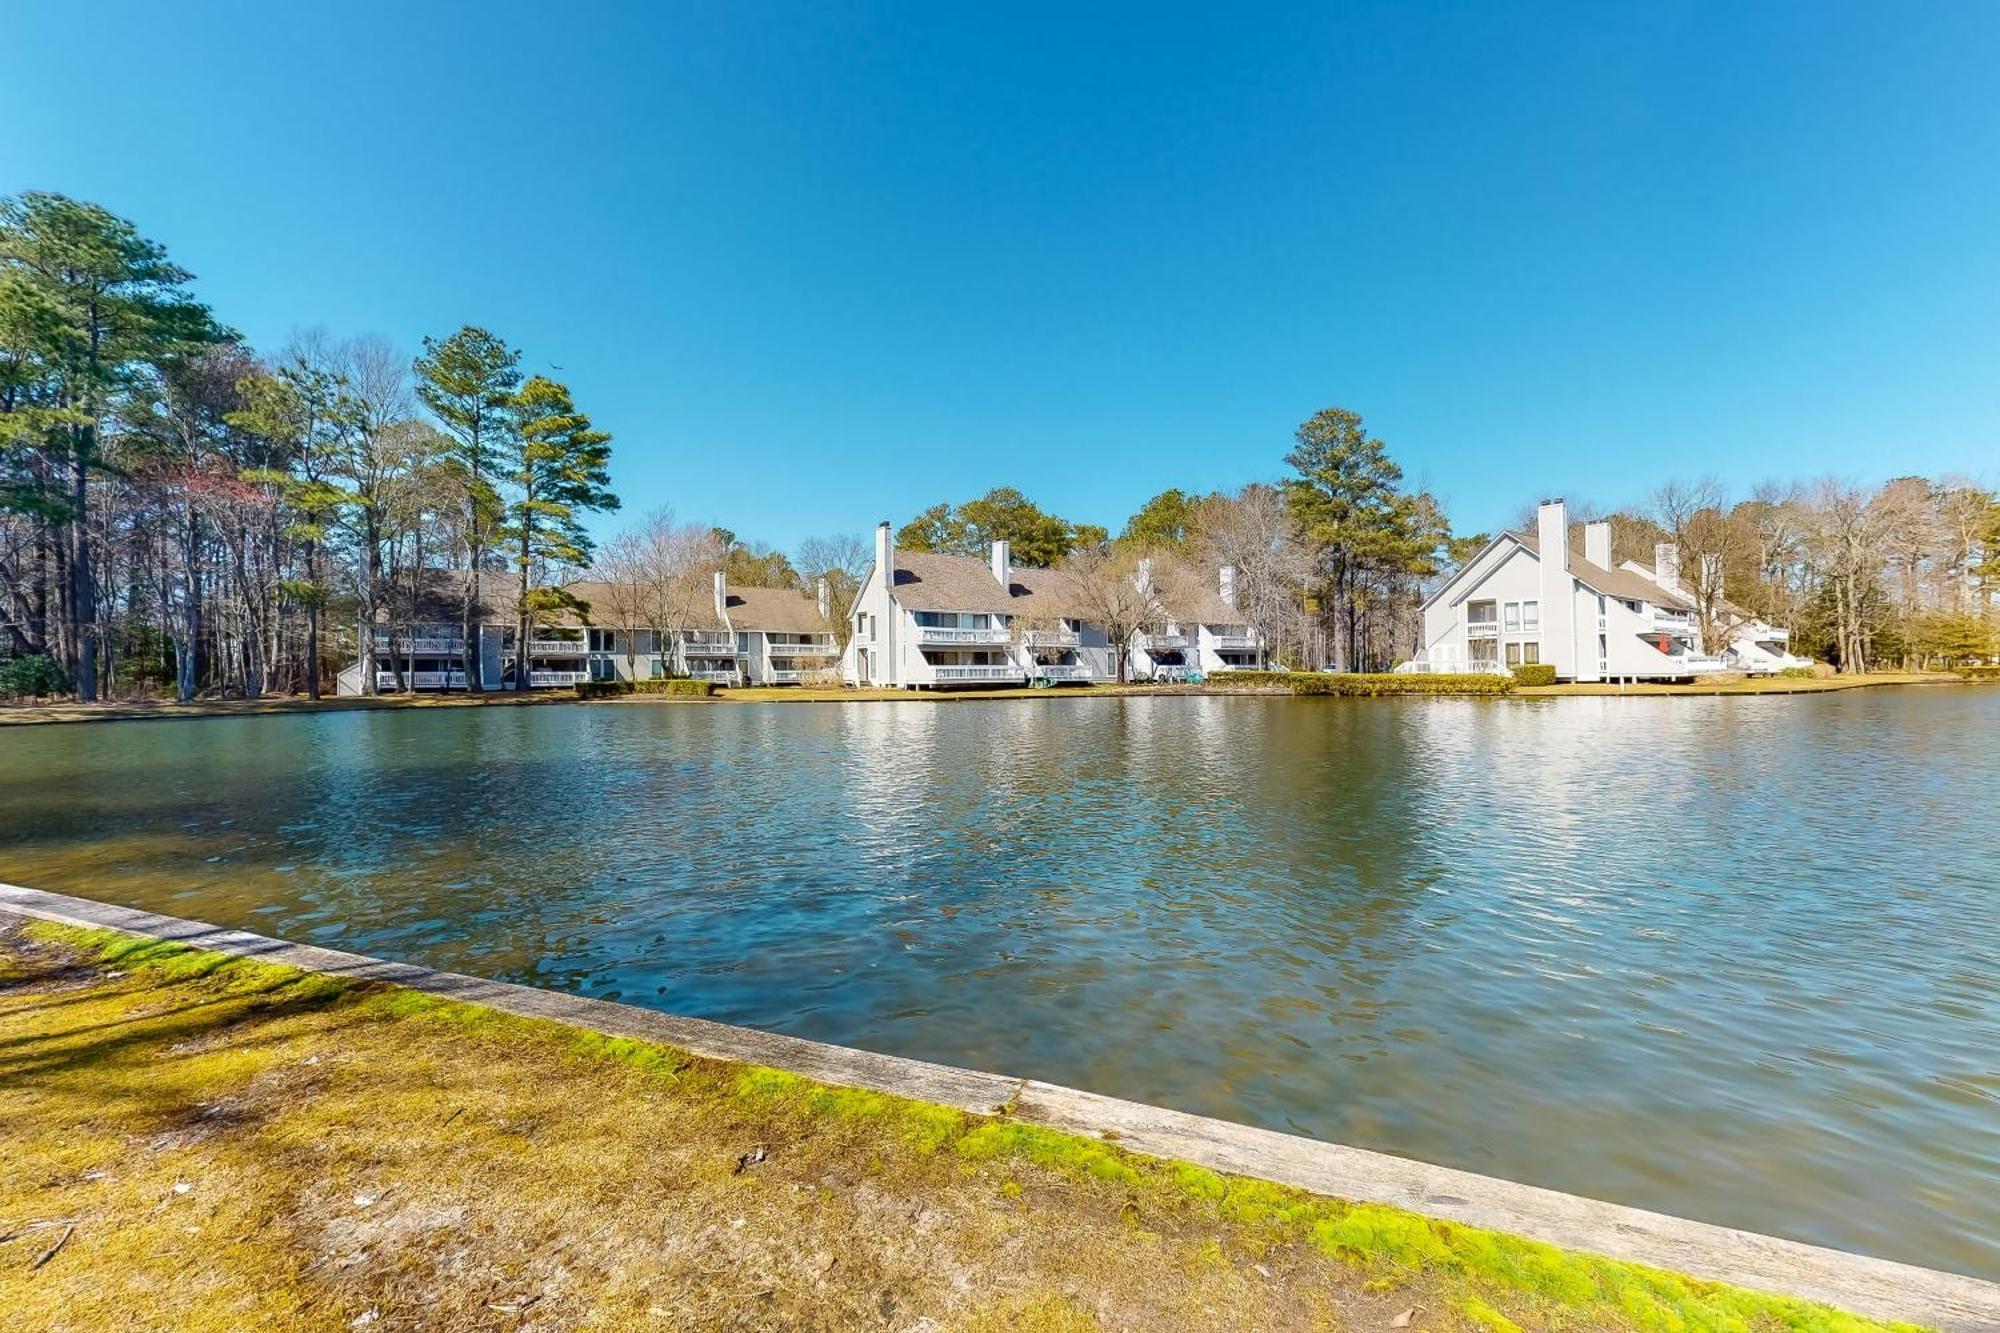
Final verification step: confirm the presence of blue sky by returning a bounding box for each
[5,2,1997,551]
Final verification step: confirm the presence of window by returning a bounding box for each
[1503,603,1521,632]
[1505,642,1522,667]
[1522,601,1540,631]
[1467,600,1497,624]
[1521,641,1540,665]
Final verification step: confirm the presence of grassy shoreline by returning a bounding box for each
[0,920,1922,1332]
[0,670,1969,725]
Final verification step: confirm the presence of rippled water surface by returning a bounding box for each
[3,690,1997,1277]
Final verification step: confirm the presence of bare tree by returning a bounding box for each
[631,509,723,677]
[795,532,870,648]
[1064,544,1155,684]
[589,529,648,679]
[1194,485,1312,666]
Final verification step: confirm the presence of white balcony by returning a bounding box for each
[1135,631,1186,651]
[526,638,586,656]
[930,664,1023,683]
[527,670,589,687]
[1021,629,1082,648]
[373,636,464,655]
[1031,664,1095,681]
[917,625,1011,645]
[764,669,809,684]
[681,635,739,653]
[1208,632,1260,650]
[376,670,468,690]
[687,667,740,683]
[1465,620,1499,639]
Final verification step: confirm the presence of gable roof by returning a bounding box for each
[1512,531,1694,609]
[724,584,832,634]
[889,549,1015,613]
[562,578,729,631]
[1004,564,1091,618]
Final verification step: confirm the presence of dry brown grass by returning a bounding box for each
[0,924,1919,1333]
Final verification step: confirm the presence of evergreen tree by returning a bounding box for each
[413,327,520,690]
[501,376,617,688]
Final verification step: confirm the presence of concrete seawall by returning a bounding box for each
[4,880,1995,1332]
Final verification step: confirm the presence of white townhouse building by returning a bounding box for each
[841,521,1270,688]
[1410,498,1731,683]
[338,571,837,693]
[1409,498,1814,681]
[1611,548,1812,674]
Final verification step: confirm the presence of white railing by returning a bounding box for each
[930,664,1023,682]
[765,636,836,652]
[917,626,1010,645]
[373,636,464,655]
[681,636,738,652]
[528,670,589,687]
[1465,621,1499,638]
[526,638,586,655]
[1208,632,1260,649]
[376,670,468,689]
[1135,632,1186,651]
[763,669,808,684]
[1022,629,1082,648]
[688,668,740,683]
[1032,664,1094,681]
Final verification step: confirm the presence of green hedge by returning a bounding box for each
[1777,666,1817,679]
[1510,664,1557,687]
[1956,665,2000,681]
[576,678,717,699]
[1203,669,1291,686]
[0,653,67,698]
[1289,671,1513,696]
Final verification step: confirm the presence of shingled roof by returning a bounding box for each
[888,550,1016,613]
[724,584,833,634]
[1512,532,1694,610]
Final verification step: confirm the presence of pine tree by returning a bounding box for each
[413,327,519,690]
[500,376,617,688]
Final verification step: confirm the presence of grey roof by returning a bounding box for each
[1512,532,1694,610]
[724,584,833,634]
[1004,565,1092,618]
[563,578,728,631]
[889,550,1015,613]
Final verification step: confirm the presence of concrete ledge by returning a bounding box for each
[3,880,1995,1332]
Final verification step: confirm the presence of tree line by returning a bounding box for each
[6,193,1993,701]
[0,192,627,701]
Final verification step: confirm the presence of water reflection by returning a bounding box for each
[2,690,1997,1279]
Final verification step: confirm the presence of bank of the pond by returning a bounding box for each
[0,669,1971,726]
[3,887,1995,1332]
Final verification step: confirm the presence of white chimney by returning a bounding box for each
[875,521,892,588]
[1583,520,1611,570]
[713,569,729,622]
[1655,543,1681,592]
[990,538,1011,589]
[815,576,830,619]
[1218,565,1237,611]
[1535,499,1575,680]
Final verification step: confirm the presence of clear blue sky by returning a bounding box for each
[6,2,1997,551]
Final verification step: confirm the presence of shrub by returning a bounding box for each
[1956,665,2000,681]
[1204,669,1290,686]
[634,677,715,696]
[1777,666,1817,679]
[575,678,716,698]
[1510,664,1557,687]
[1289,672,1513,696]
[0,654,67,699]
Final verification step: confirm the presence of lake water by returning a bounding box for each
[2,689,1996,1279]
